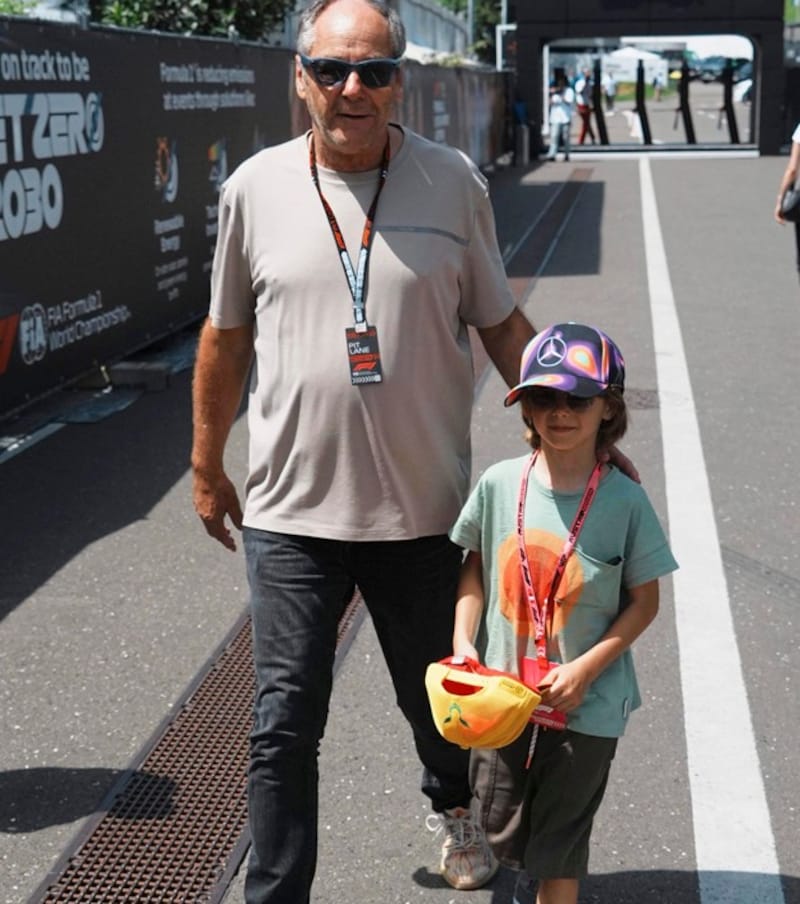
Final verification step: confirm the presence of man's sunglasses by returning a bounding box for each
[299,54,402,89]
[525,388,599,411]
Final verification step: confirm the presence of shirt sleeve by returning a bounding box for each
[449,477,486,552]
[208,178,256,329]
[622,488,679,589]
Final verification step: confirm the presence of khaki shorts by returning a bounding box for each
[469,725,617,879]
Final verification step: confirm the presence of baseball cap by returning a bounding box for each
[504,322,625,407]
[425,656,541,750]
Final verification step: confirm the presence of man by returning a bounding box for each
[191,0,533,900]
[545,76,573,162]
[603,71,616,114]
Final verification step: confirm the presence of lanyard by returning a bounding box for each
[309,136,390,333]
[516,452,602,659]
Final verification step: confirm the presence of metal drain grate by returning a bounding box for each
[32,592,366,903]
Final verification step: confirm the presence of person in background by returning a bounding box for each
[545,77,574,161]
[652,71,665,102]
[191,0,537,899]
[449,323,677,904]
[602,71,616,114]
[774,122,800,277]
[574,68,596,144]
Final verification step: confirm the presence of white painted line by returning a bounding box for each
[639,157,784,903]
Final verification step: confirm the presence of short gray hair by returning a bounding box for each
[296,0,406,58]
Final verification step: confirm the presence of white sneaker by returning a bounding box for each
[427,806,499,890]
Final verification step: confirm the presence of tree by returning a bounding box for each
[0,0,34,13]
[95,0,295,40]
[435,0,499,64]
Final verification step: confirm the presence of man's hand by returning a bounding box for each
[193,469,243,551]
[605,445,640,483]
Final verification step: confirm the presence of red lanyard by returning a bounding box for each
[516,453,602,659]
[308,136,390,333]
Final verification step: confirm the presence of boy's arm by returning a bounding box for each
[541,579,660,713]
[452,550,485,661]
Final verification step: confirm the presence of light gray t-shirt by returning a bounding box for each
[450,456,679,737]
[209,128,515,540]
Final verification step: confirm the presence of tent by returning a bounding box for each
[601,46,669,85]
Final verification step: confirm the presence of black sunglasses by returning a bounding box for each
[525,388,599,411]
[299,54,402,89]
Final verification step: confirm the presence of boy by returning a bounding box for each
[449,322,678,904]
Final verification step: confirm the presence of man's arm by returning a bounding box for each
[191,318,254,551]
[476,306,536,387]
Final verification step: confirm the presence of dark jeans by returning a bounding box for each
[794,221,800,273]
[242,528,471,904]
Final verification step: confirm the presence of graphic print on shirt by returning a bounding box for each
[497,528,584,649]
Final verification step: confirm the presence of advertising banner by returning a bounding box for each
[403,61,507,169]
[0,21,297,415]
[0,20,507,419]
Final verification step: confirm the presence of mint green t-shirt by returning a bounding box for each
[450,455,678,738]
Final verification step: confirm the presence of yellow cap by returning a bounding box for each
[425,657,541,750]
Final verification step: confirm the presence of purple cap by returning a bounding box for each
[504,322,625,407]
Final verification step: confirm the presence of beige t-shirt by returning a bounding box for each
[209,127,515,541]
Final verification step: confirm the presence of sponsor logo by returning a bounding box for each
[154,137,179,203]
[19,303,48,364]
[208,138,227,193]
[536,335,567,367]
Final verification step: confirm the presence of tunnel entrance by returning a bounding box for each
[512,0,783,156]
[541,34,756,153]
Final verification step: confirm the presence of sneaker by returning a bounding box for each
[512,870,537,904]
[428,806,499,890]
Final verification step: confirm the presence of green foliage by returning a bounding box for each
[0,0,35,14]
[94,0,295,40]
[471,0,500,64]
[436,0,499,65]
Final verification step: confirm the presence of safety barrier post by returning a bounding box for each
[678,61,696,144]
[720,60,740,144]
[635,60,652,145]
[593,58,608,145]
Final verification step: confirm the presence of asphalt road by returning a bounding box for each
[2,147,798,904]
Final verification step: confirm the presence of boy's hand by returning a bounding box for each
[539,661,592,713]
[452,643,480,663]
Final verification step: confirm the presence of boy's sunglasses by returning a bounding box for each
[299,54,402,89]
[525,388,598,411]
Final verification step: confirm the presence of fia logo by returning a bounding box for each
[19,304,48,365]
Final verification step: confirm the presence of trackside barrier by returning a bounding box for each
[0,17,507,418]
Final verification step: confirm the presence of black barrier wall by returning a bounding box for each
[0,18,507,419]
[0,20,297,415]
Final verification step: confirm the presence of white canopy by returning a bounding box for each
[609,46,663,61]
[602,46,669,83]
